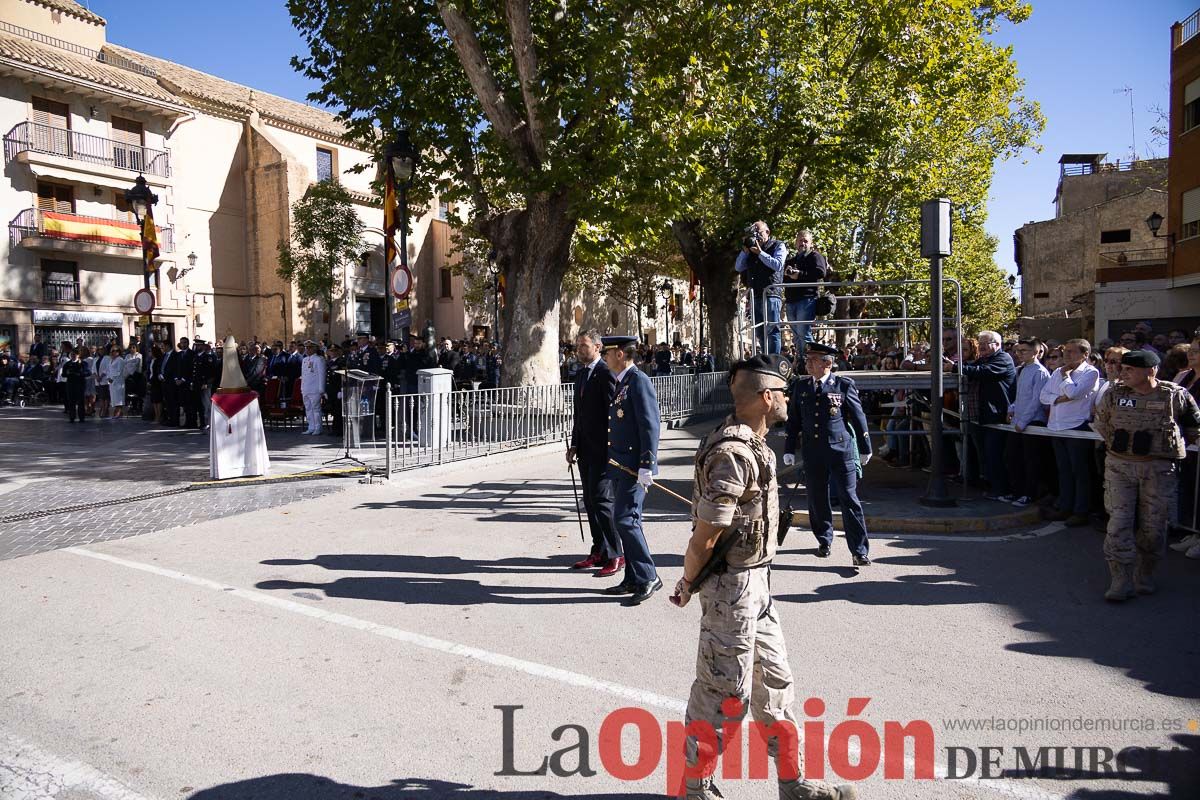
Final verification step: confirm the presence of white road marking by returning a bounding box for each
[0,729,156,800]
[62,547,1076,800]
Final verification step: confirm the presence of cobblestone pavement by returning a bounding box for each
[0,406,359,561]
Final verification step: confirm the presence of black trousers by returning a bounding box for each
[184,385,199,427]
[65,381,84,421]
[162,382,179,425]
[578,457,622,559]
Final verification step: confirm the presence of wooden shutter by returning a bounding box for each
[31,97,70,156]
[111,116,144,171]
[32,97,69,129]
[36,182,73,214]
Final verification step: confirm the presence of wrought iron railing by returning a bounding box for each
[9,208,175,253]
[42,279,80,303]
[1098,246,1169,266]
[1180,9,1200,47]
[0,21,157,77]
[382,371,730,473]
[3,121,171,177]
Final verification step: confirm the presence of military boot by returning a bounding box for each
[1104,561,1134,602]
[1133,557,1157,595]
[685,777,725,800]
[779,778,858,800]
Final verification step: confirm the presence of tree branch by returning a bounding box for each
[504,0,546,163]
[437,0,535,172]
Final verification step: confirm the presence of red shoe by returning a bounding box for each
[572,552,602,570]
[594,558,622,577]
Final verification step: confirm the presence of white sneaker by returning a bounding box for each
[1186,541,1200,560]
[1011,496,1032,508]
[1169,533,1199,552]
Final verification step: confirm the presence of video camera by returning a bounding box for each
[742,225,763,250]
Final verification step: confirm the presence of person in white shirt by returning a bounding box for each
[95,346,114,418]
[1005,337,1051,508]
[1039,338,1100,525]
[299,340,327,435]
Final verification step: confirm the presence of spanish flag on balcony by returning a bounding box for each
[141,205,160,274]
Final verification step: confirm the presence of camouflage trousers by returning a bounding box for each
[1103,457,1178,564]
[684,565,800,775]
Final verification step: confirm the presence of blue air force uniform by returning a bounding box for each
[784,355,872,560]
[604,342,661,591]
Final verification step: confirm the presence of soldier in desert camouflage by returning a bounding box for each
[672,354,857,800]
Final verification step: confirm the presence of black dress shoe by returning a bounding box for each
[816,544,832,558]
[604,581,636,595]
[623,577,663,606]
[852,554,871,566]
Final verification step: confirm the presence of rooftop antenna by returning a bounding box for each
[1115,85,1136,161]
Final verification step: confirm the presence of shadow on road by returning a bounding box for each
[187,775,664,800]
[1003,733,1199,799]
[774,530,1200,700]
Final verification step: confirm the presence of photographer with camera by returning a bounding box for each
[735,220,788,355]
[783,229,828,352]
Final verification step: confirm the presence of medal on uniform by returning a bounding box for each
[617,408,625,419]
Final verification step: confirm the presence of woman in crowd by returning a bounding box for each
[1161,344,1189,383]
[95,345,113,418]
[104,345,127,419]
[82,345,97,416]
[147,345,165,423]
[1043,346,1063,373]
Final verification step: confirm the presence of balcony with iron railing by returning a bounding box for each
[42,279,80,303]
[2,121,171,178]
[9,208,174,260]
[1096,246,1169,283]
[1176,9,1200,48]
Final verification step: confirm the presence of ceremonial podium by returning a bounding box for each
[336,369,381,458]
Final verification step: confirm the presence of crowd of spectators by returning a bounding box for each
[558,340,716,382]
[795,319,1200,541]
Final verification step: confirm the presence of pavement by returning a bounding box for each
[0,412,1198,799]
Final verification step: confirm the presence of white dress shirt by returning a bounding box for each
[1039,361,1100,430]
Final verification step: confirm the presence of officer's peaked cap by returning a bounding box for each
[805,341,839,357]
[1122,349,1160,368]
[601,335,638,350]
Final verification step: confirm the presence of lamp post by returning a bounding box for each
[488,249,500,346]
[125,174,157,357]
[384,130,419,339]
[1146,211,1172,244]
[661,279,673,346]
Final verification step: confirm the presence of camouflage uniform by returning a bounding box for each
[685,416,799,777]
[1093,380,1200,598]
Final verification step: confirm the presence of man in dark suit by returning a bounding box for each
[160,338,186,426]
[178,338,197,427]
[602,335,663,605]
[946,330,1016,500]
[784,341,873,565]
[566,330,623,577]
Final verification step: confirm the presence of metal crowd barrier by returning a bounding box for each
[381,371,730,473]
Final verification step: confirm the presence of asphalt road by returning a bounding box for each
[0,423,1197,800]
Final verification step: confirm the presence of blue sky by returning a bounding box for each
[89,0,1195,278]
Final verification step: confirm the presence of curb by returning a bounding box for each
[187,467,367,490]
[789,504,1043,534]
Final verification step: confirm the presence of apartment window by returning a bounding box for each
[36,181,73,213]
[316,147,335,182]
[41,259,79,302]
[114,191,135,222]
[1183,187,1200,240]
[1185,79,1200,133]
[1033,292,1050,299]
[438,201,450,221]
[30,96,70,157]
[1099,229,1131,244]
[674,293,684,321]
[439,267,453,298]
[610,309,619,327]
[111,116,145,172]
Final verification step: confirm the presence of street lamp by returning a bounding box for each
[488,249,500,346]
[384,130,419,339]
[661,279,673,346]
[125,174,158,358]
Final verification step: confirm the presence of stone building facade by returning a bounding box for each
[1014,155,1171,340]
[0,0,471,356]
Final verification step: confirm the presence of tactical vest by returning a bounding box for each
[1105,382,1188,459]
[692,420,779,570]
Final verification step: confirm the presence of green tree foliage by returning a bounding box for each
[671,0,1042,360]
[288,0,718,384]
[277,180,365,338]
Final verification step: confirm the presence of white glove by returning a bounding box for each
[637,468,653,488]
[861,453,872,467]
[782,453,796,467]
